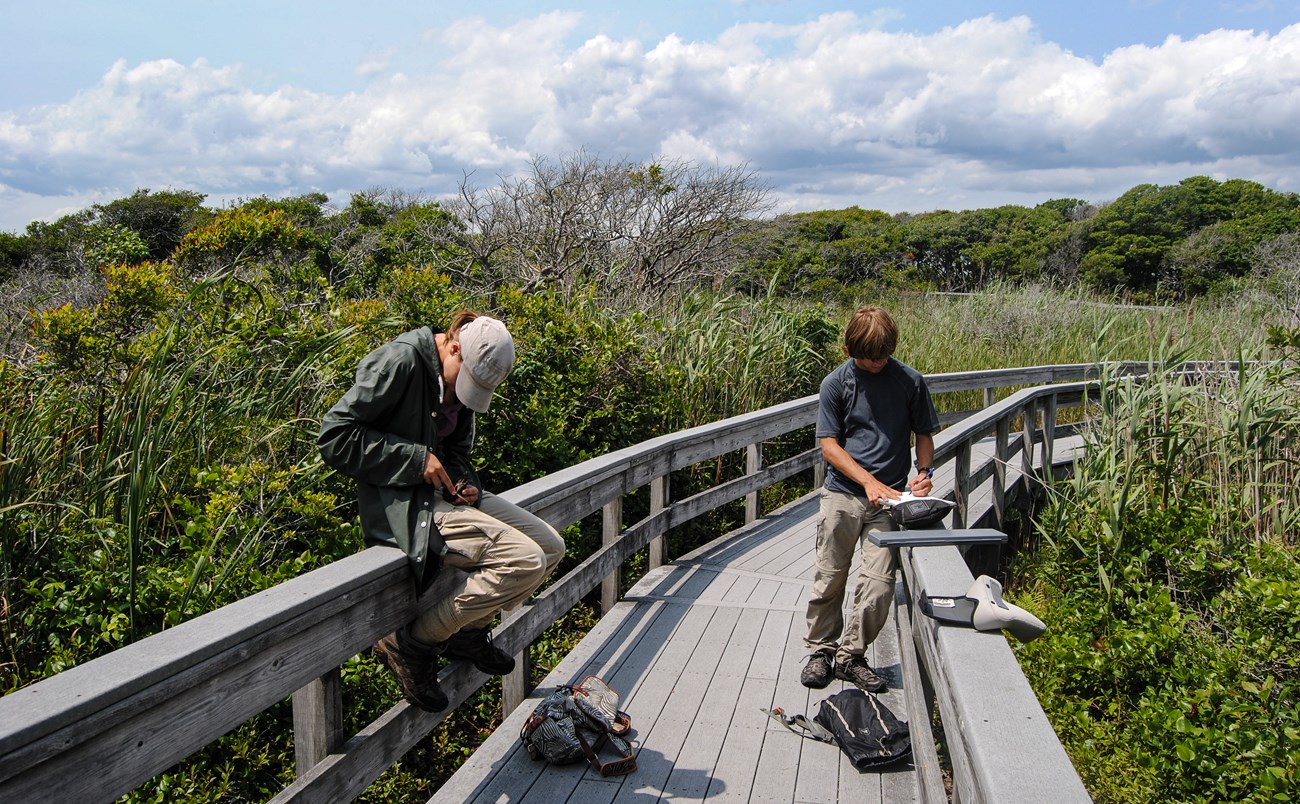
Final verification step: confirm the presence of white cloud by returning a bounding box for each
[2,12,1300,231]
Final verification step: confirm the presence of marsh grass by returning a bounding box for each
[1012,350,1299,801]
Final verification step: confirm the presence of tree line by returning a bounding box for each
[2,156,1298,344]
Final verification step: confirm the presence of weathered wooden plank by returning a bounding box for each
[0,547,405,764]
[892,583,944,804]
[603,605,722,802]
[762,607,823,803]
[659,606,766,800]
[292,669,344,774]
[704,674,776,801]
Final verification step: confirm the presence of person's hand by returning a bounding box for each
[909,472,934,496]
[450,482,479,506]
[863,477,902,508]
[422,450,456,492]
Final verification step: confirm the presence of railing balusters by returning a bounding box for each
[1022,401,1038,481]
[649,474,669,570]
[601,498,622,615]
[954,441,972,528]
[291,670,343,776]
[1042,395,1058,476]
[994,414,1010,526]
[744,442,762,523]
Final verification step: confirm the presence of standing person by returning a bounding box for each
[801,305,940,692]
[319,312,565,712]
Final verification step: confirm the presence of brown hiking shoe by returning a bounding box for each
[444,626,515,675]
[801,648,835,689]
[834,655,887,692]
[372,628,448,712]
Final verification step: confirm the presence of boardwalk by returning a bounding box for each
[434,494,920,804]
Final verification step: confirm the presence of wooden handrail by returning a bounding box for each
[0,361,1233,803]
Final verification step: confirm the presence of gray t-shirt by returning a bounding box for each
[816,358,940,496]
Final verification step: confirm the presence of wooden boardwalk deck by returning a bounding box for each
[432,494,919,804]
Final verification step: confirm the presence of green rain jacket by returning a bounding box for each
[318,326,479,594]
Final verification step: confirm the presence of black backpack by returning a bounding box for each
[764,688,912,770]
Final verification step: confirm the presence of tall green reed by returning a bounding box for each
[657,285,838,426]
[1,272,360,646]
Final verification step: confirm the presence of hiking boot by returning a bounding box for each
[372,628,448,712]
[834,655,887,692]
[801,648,835,689]
[443,626,516,675]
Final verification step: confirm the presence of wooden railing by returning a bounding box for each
[0,361,1223,803]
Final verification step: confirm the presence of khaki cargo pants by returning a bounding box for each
[410,492,565,644]
[804,487,899,663]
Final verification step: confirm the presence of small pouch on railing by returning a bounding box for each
[882,492,956,528]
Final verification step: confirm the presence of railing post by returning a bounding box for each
[744,442,762,523]
[1042,395,1058,476]
[983,386,996,408]
[1021,401,1038,481]
[953,442,972,528]
[649,474,669,570]
[291,669,343,776]
[994,414,1009,527]
[813,437,826,490]
[501,606,530,716]
[601,498,622,615]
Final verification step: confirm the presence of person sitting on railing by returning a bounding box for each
[802,305,940,693]
[318,312,565,712]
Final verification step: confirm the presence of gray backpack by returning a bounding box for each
[520,675,637,776]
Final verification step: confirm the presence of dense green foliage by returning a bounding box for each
[1012,358,1300,802]
[730,176,1300,302]
[0,165,1297,801]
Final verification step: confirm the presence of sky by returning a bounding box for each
[2,1,1300,233]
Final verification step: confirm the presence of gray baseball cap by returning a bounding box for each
[456,316,515,413]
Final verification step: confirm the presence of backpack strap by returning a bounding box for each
[573,720,638,776]
[761,706,835,743]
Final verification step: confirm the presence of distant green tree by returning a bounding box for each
[22,210,96,275]
[238,192,331,230]
[1081,177,1300,296]
[321,189,468,295]
[96,188,209,260]
[0,231,30,280]
[731,207,906,299]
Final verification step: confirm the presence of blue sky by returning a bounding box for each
[2,1,1299,232]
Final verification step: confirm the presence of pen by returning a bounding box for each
[921,467,935,479]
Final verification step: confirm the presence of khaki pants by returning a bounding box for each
[410,492,565,644]
[804,488,899,663]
